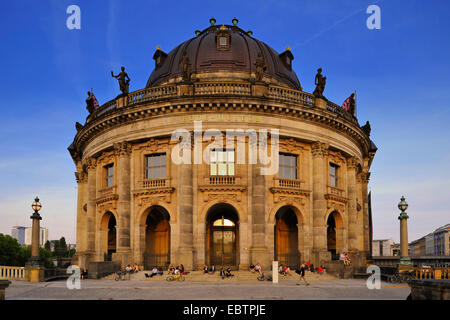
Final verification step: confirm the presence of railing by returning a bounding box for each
[128,84,178,105]
[327,185,346,198]
[273,178,303,189]
[268,86,314,106]
[0,266,25,280]
[209,175,236,185]
[194,82,251,96]
[326,101,357,123]
[414,267,450,280]
[141,178,169,188]
[98,185,117,197]
[44,268,69,280]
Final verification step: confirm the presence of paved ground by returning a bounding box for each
[5,279,410,300]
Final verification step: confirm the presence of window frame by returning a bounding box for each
[145,153,167,180]
[278,153,298,179]
[209,149,235,176]
[104,163,114,187]
[329,163,339,187]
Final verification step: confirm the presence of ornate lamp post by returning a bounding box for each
[398,196,412,267]
[26,197,45,282]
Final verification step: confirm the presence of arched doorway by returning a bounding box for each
[274,206,299,268]
[100,212,116,261]
[205,203,239,269]
[327,211,343,260]
[144,206,170,270]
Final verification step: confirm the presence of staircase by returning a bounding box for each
[325,261,354,279]
[102,270,337,282]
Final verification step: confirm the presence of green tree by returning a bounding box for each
[44,240,51,251]
[0,234,23,266]
[55,237,68,257]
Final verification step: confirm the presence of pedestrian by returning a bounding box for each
[295,264,309,286]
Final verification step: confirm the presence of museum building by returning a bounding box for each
[69,20,377,271]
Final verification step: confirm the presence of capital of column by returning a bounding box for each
[311,141,328,158]
[347,156,359,170]
[114,141,132,157]
[74,171,87,184]
[85,157,97,171]
[357,171,371,183]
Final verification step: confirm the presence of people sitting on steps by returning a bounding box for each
[226,267,234,278]
[249,263,256,272]
[209,264,215,274]
[254,263,262,275]
[203,264,209,274]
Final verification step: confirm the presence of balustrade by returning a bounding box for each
[0,266,25,280]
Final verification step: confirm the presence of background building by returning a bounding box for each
[24,227,48,247]
[409,224,450,256]
[11,226,27,245]
[69,21,376,270]
[372,239,399,256]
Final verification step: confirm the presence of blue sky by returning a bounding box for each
[0,0,449,243]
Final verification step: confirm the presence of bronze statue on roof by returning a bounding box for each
[180,51,192,82]
[111,66,130,95]
[254,52,267,82]
[313,68,326,99]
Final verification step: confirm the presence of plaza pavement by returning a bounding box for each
[5,278,410,300]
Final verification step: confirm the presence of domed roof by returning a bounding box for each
[146,23,302,90]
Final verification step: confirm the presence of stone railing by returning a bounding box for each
[268,86,314,106]
[326,100,357,123]
[194,82,251,96]
[0,266,25,280]
[414,267,450,280]
[209,175,237,185]
[98,185,117,197]
[141,178,169,188]
[327,185,346,198]
[128,84,178,105]
[273,177,304,189]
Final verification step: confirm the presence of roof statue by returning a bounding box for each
[111,66,130,95]
[361,121,371,136]
[313,68,326,99]
[180,50,192,82]
[254,52,267,82]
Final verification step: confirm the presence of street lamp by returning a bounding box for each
[398,196,412,267]
[26,197,45,282]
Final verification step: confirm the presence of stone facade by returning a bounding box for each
[69,23,376,271]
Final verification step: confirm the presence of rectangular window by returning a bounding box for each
[210,149,235,176]
[329,163,339,187]
[219,36,227,46]
[278,153,297,179]
[145,153,166,179]
[104,164,114,187]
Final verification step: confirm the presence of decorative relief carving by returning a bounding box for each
[273,195,307,207]
[114,141,132,156]
[326,200,345,214]
[279,138,306,154]
[74,171,87,184]
[97,200,117,213]
[311,141,328,158]
[96,195,118,206]
[85,157,97,170]
[357,171,371,183]
[136,194,172,207]
[203,193,242,203]
[133,188,174,203]
[327,151,346,165]
[346,156,359,169]
[97,152,115,165]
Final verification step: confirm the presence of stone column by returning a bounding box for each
[361,170,371,255]
[73,168,87,267]
[176,160,194,270]
[347,157,358,251]
[114,142,132,268]
[250,163,270,267]
[311,141,330,265]
[85,157,97,265]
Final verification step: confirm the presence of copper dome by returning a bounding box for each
[146,24,302,90]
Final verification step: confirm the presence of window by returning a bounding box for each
[145,153,166,179]
[213,218,235,227]
[329,163,339,187]
[104,164,114,187]
[219,36,227,46]
[210,149,235,176]
[279,153,297,179]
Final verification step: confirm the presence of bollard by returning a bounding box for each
[0,280,11,300]
[272,261,278,284]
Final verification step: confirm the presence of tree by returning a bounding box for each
[44,240,51,251]
[54,237,68,258]
[0,234,24,266]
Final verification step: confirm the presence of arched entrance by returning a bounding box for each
[205,203,239,269]
[100,212,116,261]
[274,206,299,268]
[327,211,343,260]
[144,206,170,270]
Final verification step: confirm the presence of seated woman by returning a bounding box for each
[226,267,233,278]
[317,266,324,274]
[282,265,292,276]
[254,263,262,275]
[249,264,256,272]
[278,264,285,275]
[168,265,174,275]
[209,264,215,274]
[132,263,139,274]
[203,264,209,274]
[220,268,225,279]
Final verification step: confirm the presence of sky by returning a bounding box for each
[0,0,449,244]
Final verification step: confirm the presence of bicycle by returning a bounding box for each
[115,271,129,281]
[166,273,185,281]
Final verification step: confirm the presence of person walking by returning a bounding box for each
[296,264,309,286]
